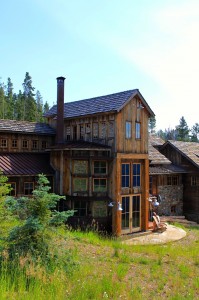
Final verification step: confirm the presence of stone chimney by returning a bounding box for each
[56,76,65,144]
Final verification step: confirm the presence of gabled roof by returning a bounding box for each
[0,119,55,135]
[48,140,111,151]
[0,153,54,176]
[149,135,165,147]
[148,143,171,165]
[150,164,187,175]
[45,89,155,119]
[162,140,199,169]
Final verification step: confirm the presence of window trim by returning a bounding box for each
[135,122,141,139]
[0,139,8,148]
[93,178,107,192]
[24,182,34,195]
[121,163,130,188]
[73,178,88,192]
[73,199,87,217]
[22,140,29,149]
[132,163,141,187]
[125,121,132,139]
[93,161,107,175]
[32,140,38,149]
[12,139,18,148]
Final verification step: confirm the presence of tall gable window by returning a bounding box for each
[121,163,130,188]
[126,121,131,139]
[135,122,141,139]
[133,163,141,187]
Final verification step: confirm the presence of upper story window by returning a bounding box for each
[93,123,99,139]
[126,121,131,139]
[94,161,107,174]
[0,139,7,148]
[80,125,84,140]
[121,163,130,188]
[74,160,88,174]
[135,122,141,139]
[24,182,34,195]
[167,176,179,186]
[12,140,18,148]
[32,140,38,149]
[191,176,199,186]
[133,163,141,187]
[22,140,29,149]
[93,178,107,192]
[66,126,71,141]
[41,141,47,149]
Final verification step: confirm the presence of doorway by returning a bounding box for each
[121,195,141,234]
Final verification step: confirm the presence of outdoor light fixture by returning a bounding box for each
[108,201,123,211]
[138,103,144,109]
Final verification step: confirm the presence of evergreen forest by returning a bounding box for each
[0,72,50,122]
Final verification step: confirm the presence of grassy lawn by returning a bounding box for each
[0,224,199,300]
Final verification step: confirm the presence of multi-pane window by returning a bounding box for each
[32,140,38,149]
[80,125,84,140]
[93,123,99,139]
[126,121,131,139]
[66,126,71,140]
[41,141,47,149]
[73,178,87,192]
[9,182,16,196]
[133,163,141,187]
[93,179,107,192]
[167,176,179,186]
[135,122,141,139]
[94,161,107,174]
[12,140,18,148]
[0,139,7,148]
[24,182,34,195]
[22,140,28,148]
[121,163,130,188]
[74,200,87,216]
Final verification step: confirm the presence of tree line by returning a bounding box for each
[0,72,50,122]
[149,116,199,142]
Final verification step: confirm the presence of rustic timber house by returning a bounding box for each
[0,77,155,236]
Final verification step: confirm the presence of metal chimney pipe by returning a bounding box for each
[56,76,65,144]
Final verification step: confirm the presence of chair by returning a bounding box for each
[152,213,167,232]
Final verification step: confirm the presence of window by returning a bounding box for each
[41,141,47,149]
[93,178,107,192]
[66,126,71,140]
[73,178,87,192]
[93,123,99,139]
[167,176,179,186]
[121,163,130,188]
[12,140,18,148]
[135,122,141,139]
[74,200,87,216]
[80,125,84,140]
[32,140,38,149]
[191,176,199,186]
[126,121,131,139]
[0,139,7,148]
[24,182,34,195]
[22,140,28,148]
[8,182,16,196]
[74,160,88,174]
[133,163,141,187]
[94,161,107,174]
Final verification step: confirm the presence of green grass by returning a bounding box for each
[0,226,199,299]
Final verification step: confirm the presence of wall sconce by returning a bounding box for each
[108,201,123,211]
[138,103,144,109]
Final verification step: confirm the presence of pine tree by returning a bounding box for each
[5,77,14,119]
[148,116,156,134]
[190,123,199,142]
[0,82,6,119]
[35,90,43,122]
[175,116,190,141]
[22,72,37,121]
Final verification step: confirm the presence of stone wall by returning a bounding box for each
[156,185,183,216]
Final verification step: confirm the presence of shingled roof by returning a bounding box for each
[48,140,111,151]
[0,153,54,176]
[0,119,55,135]
[163,140,199,169]
[45,89,155,119]
[149,143,171,165]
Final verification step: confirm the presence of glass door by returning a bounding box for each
[132,195,141,232]
[121,195,141,233]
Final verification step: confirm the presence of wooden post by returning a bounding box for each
[115,156,121,236]
[142,158,149,230]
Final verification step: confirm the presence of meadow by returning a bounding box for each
[0,224,199,300]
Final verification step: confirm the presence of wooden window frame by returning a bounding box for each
[24,182,34,195]
[73,178,88,192]
[41,141,47,149]
[93,178,107,192]
[135,122,141,139]
[74,199,87,217]
[167,176,179,186]
[0,139,7,148]
[191,176,199,186]
[8,182,16,196]
[125,121,131,139]
[121,163,130,188]
[93,123,99,139]
[32,140,38,149]
[22,140,29,149]
[12,139,18,148]
[93,161,107,175]
[132,163,141,187]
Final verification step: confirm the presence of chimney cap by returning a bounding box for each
[56,76,66,81]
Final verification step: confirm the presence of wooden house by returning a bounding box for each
[0,119,55,196]
[149,136,186,216]
[160,140,199,222]
[0,77,155,236]
[44,77,155,235]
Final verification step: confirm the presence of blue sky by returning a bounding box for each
[1,0,199,130]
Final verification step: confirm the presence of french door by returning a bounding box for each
[121,195,141,234]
